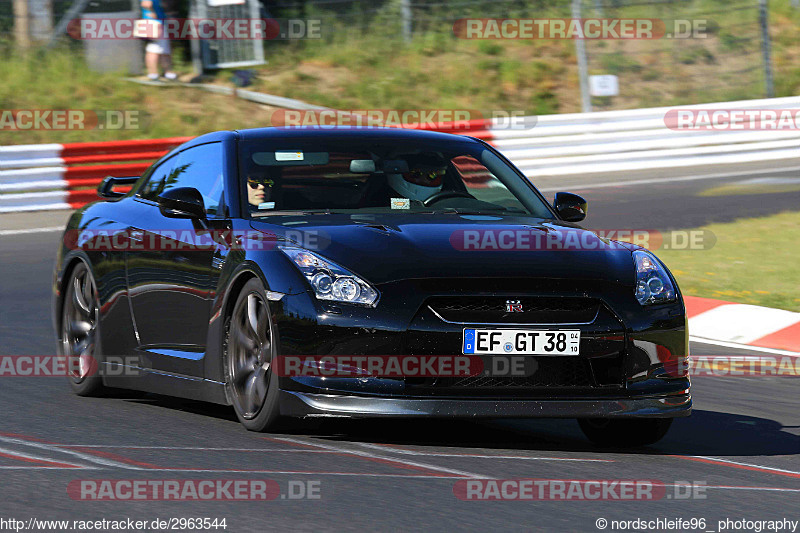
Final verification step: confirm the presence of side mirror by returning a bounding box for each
[158,187,206,219]
[97,176,139,199]
[553,192,587,222]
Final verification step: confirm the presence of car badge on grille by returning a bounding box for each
[505,300,523,313]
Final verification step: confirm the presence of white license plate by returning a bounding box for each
[463,329,581,355]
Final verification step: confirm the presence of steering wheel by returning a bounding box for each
[423,190,475,206]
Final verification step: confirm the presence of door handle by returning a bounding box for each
[129,229,144,242]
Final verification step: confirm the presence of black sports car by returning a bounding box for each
[53,127,690,446]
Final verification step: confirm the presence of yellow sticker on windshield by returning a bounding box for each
[275,151,304,161]
[391,198,410,210]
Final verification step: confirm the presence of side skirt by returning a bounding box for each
[102,363,229,405]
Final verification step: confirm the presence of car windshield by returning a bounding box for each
[239,136,554,218]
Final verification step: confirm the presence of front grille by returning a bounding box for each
[428,296,600,324]
[435,356,593,388]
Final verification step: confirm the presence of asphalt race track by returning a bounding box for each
[0,166,798,532]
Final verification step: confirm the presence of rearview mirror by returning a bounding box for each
[349,159,376,173]
[553,192,587,222]
[97,176,139,199]
[157,187,206,219]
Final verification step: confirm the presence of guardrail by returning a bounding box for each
[1,96,798,213]
[494,95,800,178]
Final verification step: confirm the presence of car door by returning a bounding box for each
[126,142,227,377]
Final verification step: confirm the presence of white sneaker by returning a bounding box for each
[147,73,159,81]
[164,72,178,81]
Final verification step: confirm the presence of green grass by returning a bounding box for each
[0,45,276,145]
[252,33,573,116]
[656,211,800,312]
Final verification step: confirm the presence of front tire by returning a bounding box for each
[224,278,281,432]
[578,418,673,447]
[59,262,106,396]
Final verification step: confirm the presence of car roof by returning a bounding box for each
[162,127,483,165]
[235,126,481,143]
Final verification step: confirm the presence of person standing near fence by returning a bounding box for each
[140,0,178,81]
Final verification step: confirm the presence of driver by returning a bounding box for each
[246,174,275,208]
[386,156,447,203]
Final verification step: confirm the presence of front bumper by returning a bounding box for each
[272,279,691,416]
[280,390,692,419]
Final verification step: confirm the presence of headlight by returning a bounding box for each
[279,246,379,306]
[633,250,676,305]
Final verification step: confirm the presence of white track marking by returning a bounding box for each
[270,436,491,479]
[356,443,612,462]
[57,445,338,452]
[690,336,800,357]
[701,486,800,493]
[0,226,63,236]
[536,165,800,192]
[0,436,145,470]
[138,469,469,478]
[690,456,800,476]
[0,445,87,468]
[0,466,85,470]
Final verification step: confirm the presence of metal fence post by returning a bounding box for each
[29,0,53,41]
[758,0,774,98]
[190,0,204,74]
[401,0,412,42]
[13,0,31,48]
[572,0,592,112]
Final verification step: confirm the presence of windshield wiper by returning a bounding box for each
[436,207,522,216]
[252,208,334,217]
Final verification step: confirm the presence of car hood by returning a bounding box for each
[250,213,635,287]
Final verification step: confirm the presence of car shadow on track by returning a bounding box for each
[121,394,799,458]
[300,410,800,458]
[122,395,240,423]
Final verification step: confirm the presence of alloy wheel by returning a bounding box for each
[61,267,98,382]
[228,291,274,419]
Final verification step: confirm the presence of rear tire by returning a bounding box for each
[59,262,106,397]
[224,278,282,432]
[577,418,673,447]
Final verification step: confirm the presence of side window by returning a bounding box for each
[137,155,176,201]
[451,155,528,212]
[165,143,226,217]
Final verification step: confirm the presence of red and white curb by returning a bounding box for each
[685,296,800,355]
[0,138,191,213]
